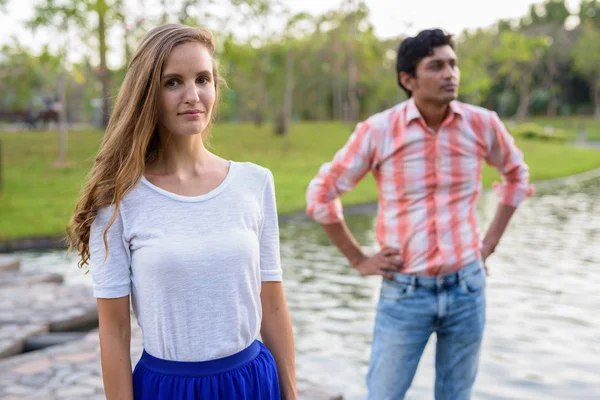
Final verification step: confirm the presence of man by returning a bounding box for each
[305,29,533,400]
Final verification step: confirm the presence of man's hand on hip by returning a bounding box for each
[353,247,403,280]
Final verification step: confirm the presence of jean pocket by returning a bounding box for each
[460,268,486,294]
[379,278,415,302]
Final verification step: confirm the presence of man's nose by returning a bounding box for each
[442,64,455,79]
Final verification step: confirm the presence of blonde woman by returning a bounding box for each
[67,24,296,399]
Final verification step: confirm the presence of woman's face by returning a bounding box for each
[157,42,216,137]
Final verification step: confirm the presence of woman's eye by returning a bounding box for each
[165,79,179,87]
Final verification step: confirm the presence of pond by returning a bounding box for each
[15,176,600,399]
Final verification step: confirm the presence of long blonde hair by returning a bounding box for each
[67,24,223,268]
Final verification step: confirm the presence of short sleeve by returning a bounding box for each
[305,121,374,224]
[259,169,283,282]
[89,205,132,298]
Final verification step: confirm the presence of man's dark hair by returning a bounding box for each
[396,29,455,97]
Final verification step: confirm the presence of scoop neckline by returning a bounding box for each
[140,161,237,202]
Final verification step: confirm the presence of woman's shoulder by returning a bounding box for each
[231,161,273,184]
[96,179,147,217]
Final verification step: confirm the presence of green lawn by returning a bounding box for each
[527,115,600,141]
[1,120,600,239]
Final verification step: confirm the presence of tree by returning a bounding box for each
[274,12,313,136]
[579,0,600,27]
[0,42,47,109]
[520,0,572,116]
[29,0,125,128]
[572,21,600,118]
[230,0,282,126]
[493,31,550,120]
[456,29,495,105]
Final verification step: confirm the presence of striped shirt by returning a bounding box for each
[306,98,533,276]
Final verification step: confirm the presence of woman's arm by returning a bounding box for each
[260,281,297,400]
[97,296,133,400]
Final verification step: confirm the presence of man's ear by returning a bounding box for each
[399,72,414,92]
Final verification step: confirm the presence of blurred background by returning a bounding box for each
[0,1,599,399]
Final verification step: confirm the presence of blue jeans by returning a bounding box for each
[366,259,486,400]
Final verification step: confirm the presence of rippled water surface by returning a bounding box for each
[16,178,600,399]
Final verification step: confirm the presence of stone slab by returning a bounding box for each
[0,321,344,399]
[0,324,48,358]
[0,271,64,288]
[0,283,97,332]
[0,255,20,272]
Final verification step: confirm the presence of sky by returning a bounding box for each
[0,0,583,67]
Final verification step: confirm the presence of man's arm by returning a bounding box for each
[482,112,534,261]
[306,122,401,277]
[306,122,373,224]
[321,221,401,279]
[481,204,516,262]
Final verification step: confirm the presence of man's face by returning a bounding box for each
[401,45,460,105]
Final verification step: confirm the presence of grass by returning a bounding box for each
[526,116,600,141]
[1,119,600,239]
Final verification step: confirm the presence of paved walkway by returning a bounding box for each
[0,257,343,399]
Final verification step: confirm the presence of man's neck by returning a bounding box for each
[413,98,450,131]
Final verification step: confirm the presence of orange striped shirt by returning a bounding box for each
[306,98,534,276]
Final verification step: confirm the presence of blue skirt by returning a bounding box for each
[133,340,281,399]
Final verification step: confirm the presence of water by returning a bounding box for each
[15,178,600,399]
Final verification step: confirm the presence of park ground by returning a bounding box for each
[1,117,599,239]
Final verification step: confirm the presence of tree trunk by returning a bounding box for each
[160,0,169,24]
[0,139,3,194]
[545,60,559,116]
[594,83,600,119]
[178,0,194,23]
[57,73,68,164]
[332,79,344,121]
[98,9,110,128]
[515,78,530,121]
[346,0,359,122]
[252,47,269,127]
[275,45,294,136]
[547,94,559,117]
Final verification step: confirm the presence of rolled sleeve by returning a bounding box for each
[306,122,374,224]
[486,112,534,207]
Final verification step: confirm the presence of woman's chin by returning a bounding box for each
[173,125,207,137]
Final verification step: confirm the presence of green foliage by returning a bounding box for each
[5,0,600,123]
[456,30,494,104]
[1,121,600,238]
[0,42,62,109]
[579,0,600,27]
[572,22,600,86]
[511,122,567,142]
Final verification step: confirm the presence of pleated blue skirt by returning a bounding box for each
[132,340,281,399]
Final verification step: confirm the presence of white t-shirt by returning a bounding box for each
[89,161,282,361]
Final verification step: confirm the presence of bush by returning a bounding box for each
[511,123,568,142]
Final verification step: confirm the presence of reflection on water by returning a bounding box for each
[15,178,600,399]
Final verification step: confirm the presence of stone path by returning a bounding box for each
[0,270,63,288]
[0,255,20,272]
[0,323,142,399]
[0,283,98,331]
[0,324,47,358]
[0,323,341,399]
[0,256,343,399]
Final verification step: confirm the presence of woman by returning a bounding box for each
[67,24,297,399]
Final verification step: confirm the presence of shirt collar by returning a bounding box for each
[406,97,464,123]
